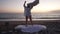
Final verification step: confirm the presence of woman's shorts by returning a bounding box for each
[24,12,31,16]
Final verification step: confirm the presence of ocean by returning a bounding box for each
[0,13,60,21]
[0,13,60,19]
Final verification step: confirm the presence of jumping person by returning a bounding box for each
[23,1,33,26]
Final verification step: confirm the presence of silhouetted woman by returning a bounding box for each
[23,1,33,26]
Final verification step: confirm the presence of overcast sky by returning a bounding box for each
[0,0,60,13]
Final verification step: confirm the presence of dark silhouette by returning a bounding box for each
[23,0,39,26]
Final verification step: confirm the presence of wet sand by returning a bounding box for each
[0,20,60,34]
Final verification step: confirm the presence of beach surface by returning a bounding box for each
[0,19,60,34]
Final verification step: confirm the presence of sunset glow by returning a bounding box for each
[0,0,60,13]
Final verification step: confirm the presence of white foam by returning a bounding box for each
[15,25,47,33]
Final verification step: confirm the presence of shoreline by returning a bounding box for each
[0,19,60,26]
[0,19,60,21]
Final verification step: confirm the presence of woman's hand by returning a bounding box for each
[24,1,26,4]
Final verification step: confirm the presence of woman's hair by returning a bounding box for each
[27,3,33,9]
[27,4,30,8]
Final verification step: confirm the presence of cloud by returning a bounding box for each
[50,10,60,14]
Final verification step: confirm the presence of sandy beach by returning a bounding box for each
[0,19,60,34]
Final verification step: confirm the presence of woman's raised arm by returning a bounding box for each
[23,1,26,7]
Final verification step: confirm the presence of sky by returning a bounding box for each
[0,0,60,13]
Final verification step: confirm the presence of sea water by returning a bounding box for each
[0,13,60,21]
